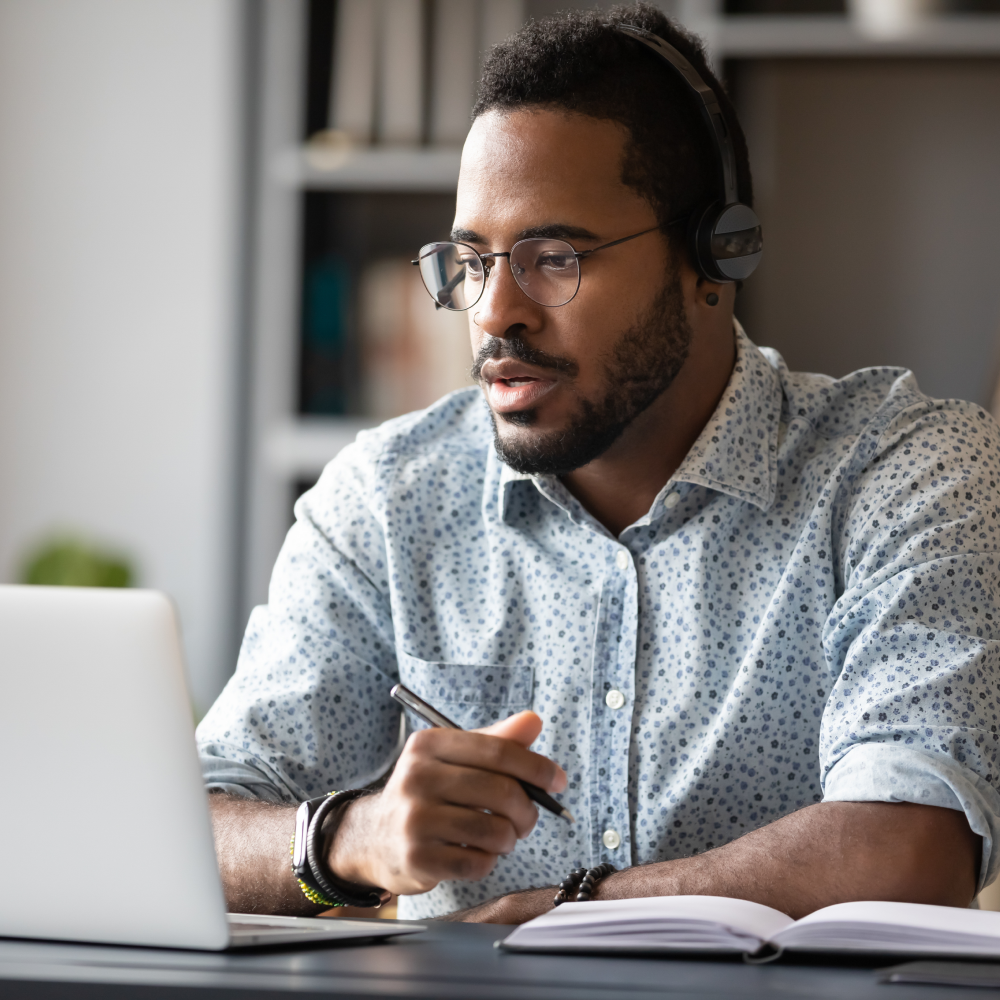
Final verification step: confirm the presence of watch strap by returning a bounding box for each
[291,790,390,909]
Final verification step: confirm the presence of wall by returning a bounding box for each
[0,0,243,713]
[734,58,1000,407]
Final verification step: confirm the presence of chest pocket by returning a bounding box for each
[397,655,534,730]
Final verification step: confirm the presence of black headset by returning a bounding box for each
[617,24,762,283]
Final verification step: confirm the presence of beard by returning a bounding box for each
[472,273,692,476]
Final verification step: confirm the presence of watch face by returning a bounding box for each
[292,800,311,870]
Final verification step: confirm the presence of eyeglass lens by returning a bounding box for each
[416,239,582,311]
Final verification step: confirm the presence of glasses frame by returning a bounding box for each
[412,222,678,311]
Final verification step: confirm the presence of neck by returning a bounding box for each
[560,318,736,537]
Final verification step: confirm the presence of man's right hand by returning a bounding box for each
[325,711,567,896]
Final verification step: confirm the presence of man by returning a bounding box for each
[198,4,998,923]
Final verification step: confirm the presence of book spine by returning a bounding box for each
[429,0,478,146]
[479,0,524,70]
[378,0,425,145]
[330,0,379,144]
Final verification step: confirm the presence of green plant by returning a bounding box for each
[20,537,134,588]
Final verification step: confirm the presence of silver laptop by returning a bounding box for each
[0,585,424,950]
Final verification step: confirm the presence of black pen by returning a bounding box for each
[389,683,575,823]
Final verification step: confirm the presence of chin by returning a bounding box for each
[497,408,538,428]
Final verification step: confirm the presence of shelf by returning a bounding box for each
[264,15,1000,195]
[262,417,377,480]
[716,14,1000,57]
[272,147,462,192]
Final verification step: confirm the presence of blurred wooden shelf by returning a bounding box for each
[262,417,376,480]
[717,14,1000,57]
[273,147,462,192]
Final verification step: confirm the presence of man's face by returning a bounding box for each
[455,108,692,475]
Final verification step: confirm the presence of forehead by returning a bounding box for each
[455,108,650,236]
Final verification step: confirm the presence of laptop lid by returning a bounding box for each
[0,585,230,950]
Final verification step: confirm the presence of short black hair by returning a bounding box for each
[473,4,752,257]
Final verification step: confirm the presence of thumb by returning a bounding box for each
[476,710,543,749]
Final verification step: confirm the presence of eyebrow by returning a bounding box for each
[450,223,602,245]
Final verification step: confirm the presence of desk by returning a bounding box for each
[1,922,998,1000]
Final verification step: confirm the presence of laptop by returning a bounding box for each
[0,584,424,950]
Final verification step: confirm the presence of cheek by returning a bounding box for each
[534,312,609,393]
[572,267,643,328]
[469,315,484,357]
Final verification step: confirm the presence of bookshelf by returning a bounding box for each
[241,0,1000,619]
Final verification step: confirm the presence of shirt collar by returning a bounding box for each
[498,454,536,523]
[671,319,782,511]
[496,319,782,522]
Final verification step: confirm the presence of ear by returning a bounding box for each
[677,251,733,316]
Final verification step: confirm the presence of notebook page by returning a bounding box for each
[772,901,1000,956]
[502,895,794,953]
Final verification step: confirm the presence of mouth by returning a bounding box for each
[480,359,559,414]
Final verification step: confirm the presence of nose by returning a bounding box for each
[474,253,542,340]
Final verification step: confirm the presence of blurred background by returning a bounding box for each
[1,0,999,727]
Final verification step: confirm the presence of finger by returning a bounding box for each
[402,842,500,888]
[477,710,543,748]
[431,803,520,857]
[396,755,539,837]
[477,712,567,792]
[423,763,540,838]
[407,727,567,793]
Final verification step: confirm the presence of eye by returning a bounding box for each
[458,255,485,279]
[536,252,576,271]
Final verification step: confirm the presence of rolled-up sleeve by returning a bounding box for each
[820,399,1000,892]
[196,430,404,803]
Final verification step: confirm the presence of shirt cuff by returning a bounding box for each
[823,742,1000,894]
[198,741,302,804]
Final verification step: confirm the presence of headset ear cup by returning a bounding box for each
[690,203,726,282]
[690,203,763,283]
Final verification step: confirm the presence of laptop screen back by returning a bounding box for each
[0,585,229,949]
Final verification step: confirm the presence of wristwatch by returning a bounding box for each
[291,790,391,908]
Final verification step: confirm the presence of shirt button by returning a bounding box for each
[615,550,630,570]
[602,829,622,850]
[605,689,625,710]
[664,491,680,510]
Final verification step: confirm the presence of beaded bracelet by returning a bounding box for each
[552,862,617,906]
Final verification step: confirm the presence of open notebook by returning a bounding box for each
[500,896,1000,958]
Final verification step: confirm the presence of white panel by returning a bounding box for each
[380,0,425,145]
[0,0,241,713]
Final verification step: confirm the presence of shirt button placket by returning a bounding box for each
[603,544,636,865]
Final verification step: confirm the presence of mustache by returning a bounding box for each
[471,333,579,382]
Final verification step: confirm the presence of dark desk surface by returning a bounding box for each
[2,921,999,1000]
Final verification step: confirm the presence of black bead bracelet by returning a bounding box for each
[552,862,617,906]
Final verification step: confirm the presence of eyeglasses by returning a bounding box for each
[412,225,663,311]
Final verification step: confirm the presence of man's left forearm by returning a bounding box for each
[446,801,979,924]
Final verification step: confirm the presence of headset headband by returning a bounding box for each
[616,24,737,206]
[614,23,762,283]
